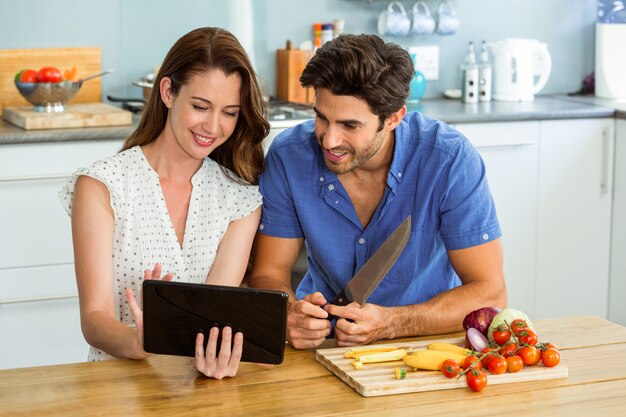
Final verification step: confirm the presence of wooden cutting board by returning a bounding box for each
[0,47,102,115]
[316,336,568,397]
[3,103,132,130]
[276,42,314,105]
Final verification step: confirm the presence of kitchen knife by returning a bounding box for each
[327,215,411,317]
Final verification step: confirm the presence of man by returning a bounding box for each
[250,34,506,349]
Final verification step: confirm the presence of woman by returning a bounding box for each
[59,27,269,379]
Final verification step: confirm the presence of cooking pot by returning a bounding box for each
[488,38,552,102]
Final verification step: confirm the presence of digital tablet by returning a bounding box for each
[142,280,289,364]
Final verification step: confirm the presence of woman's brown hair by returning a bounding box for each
[122,27,269,185]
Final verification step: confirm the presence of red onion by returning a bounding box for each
[466,327,489,352]
[462,306,501,336]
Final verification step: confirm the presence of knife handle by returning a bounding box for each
[325,288,351,322]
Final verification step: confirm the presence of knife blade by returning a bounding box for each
[328,215,411,314]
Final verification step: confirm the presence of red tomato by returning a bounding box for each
[480,347,498,368]
[462,354,482,371]
[19,69,38,83]
[506,355,524,373]
[466,369,488,392]
[518,329,539,346]
[537,342,558,352]
[487,356,507,375]
[510,319,528,335]
[519,345,541,366]
[36,66,63,83]
[499,342,518,357]
[493,327,512,345]
[441,359,461,378]
[541,348,561,368]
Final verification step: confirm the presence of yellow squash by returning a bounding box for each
[403,349,467,371]
[427,342,472,356]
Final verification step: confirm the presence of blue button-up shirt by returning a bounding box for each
[258,112,501,307]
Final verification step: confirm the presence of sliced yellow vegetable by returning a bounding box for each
[352,361,363,370]
[403,349,467,371]
[356,349,407,363]
[394,367,407,379]
[344,346,398,359]
[427,342,472,356]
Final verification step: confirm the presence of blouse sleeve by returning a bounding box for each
[227,181,263,222]
[58,162,121,217]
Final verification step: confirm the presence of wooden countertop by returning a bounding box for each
[2,315,626,416]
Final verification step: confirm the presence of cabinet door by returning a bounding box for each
[0,264,88,369]
[455,122,539,317]
[610,119,626,326]
[536,118,614,319]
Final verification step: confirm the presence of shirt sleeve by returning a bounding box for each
[437,139,501,250]
[58,164,120,218]
[227,181,263,222]
[258,141,303,238]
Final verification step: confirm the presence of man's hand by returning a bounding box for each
[325,302,391,346]
[287,292,331,349]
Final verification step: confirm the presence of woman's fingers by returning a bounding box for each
[193,327,242,379]
[194,332,207,371]
[229,332,244,368]
[152,263,162,279]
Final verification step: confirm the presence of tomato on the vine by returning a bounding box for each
[541,348,561,367]
[499,342,518,357]
[506,355,524,373]
[492,326,512,345]
[487,356,507,375]
[537,342,558,352]
[480,347,498,368]
[462,354,482,370]
[510,319,528,335]
[466,369,488,392]
[519,345,541,366]
[518,329,539,346]
[441,359,461,378]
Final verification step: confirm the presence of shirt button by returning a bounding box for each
[328,184,335,191]
[319,176,325,182]
[482,233,489,241]
[358,238,365,245]
[259,224,265,231]
[398,172,402,177]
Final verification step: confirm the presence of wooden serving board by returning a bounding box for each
[316,337,568,397]
[3,103,132,130]
[0,47,102,115]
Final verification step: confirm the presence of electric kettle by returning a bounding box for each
[488,38,552,102]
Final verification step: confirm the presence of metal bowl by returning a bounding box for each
[15,81,82,112]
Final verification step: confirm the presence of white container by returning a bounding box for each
[596,23,626,99]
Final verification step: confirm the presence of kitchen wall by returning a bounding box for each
[0,0,596,100]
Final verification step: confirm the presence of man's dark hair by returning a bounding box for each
[300,34,414,126]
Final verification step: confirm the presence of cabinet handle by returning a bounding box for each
[0,173,71,183]
[0,293,77,305]
[601,128,610,195]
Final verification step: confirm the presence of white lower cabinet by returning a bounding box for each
[455,122,539,317]
[0,139,123,369]
[610,119,626,326]
[0,264,88,369]
[535,118,614,319]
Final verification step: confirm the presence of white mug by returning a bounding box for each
[436,0,460,35]
[378,1,411,37]
[411,1,436,36]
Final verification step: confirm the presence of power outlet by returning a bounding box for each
[408,46,439,81]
